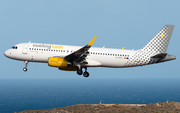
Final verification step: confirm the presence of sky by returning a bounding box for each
[0,0,179,79]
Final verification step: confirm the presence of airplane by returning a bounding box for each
[4,25,176,77]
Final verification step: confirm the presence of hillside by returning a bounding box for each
[16,102,180,113]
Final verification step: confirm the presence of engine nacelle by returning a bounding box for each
[48,57,69,67]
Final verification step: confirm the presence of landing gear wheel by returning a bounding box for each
[23,61,29,72]
[77,70,83,75]
[83,71,89,77]
[23,67,27,72]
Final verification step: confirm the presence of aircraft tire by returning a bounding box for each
[23,67,27,72]
[77,70,83,75]
[83,71,89,77]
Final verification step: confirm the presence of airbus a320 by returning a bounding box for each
[4,25,176,77]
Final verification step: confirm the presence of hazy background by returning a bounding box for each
[0,0,179,79]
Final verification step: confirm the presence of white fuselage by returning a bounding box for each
[4,43,137,68]
[4,25,176,77]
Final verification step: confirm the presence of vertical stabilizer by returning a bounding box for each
[142,25,174,53]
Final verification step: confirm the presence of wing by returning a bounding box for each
[64,35,97,64]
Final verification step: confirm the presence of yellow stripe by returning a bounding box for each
[88,35,97,46]
[122,47,125,49]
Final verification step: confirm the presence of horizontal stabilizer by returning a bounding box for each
[151,53,167,59]
[151,53,176,62]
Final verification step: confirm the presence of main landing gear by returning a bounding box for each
[23,61,28,72]
[77,67,89,77]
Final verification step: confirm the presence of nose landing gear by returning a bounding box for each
[23,61,28,72]
[23,67,27,72]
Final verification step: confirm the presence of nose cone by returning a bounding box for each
[4,50,8,57]
[4,50,11,58]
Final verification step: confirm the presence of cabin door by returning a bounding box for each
[22,44,28,54]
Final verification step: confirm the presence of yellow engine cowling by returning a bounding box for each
[48,57,68,67]
[48,57,77,71]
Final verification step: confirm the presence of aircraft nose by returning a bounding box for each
[4,50,11,58]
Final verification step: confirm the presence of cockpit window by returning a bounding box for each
[11,46,18,49]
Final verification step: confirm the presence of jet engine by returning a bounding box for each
[48,57,78,71]
[48,57,70,67]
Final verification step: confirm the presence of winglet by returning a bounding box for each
[88,35,97,46]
